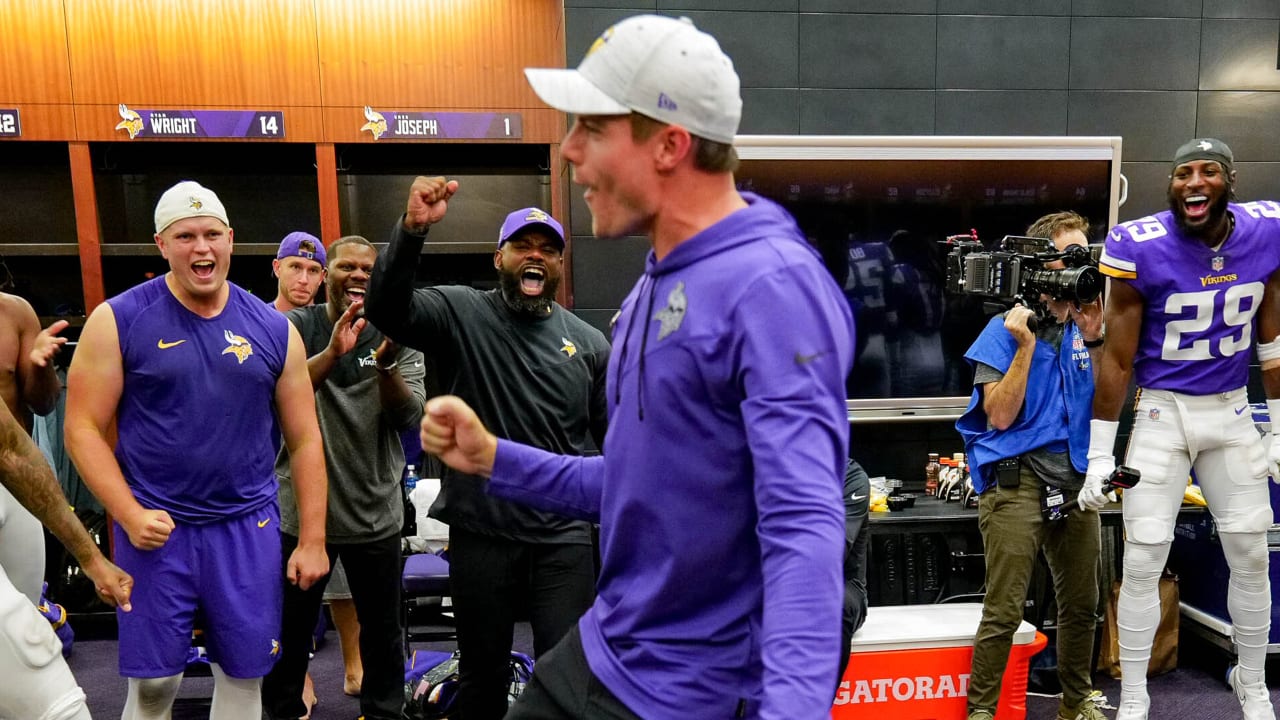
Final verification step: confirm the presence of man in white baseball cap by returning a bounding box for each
[153,180,230,235]
[421,14,855,720]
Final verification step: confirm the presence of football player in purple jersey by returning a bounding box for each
[1089,138,1280,720]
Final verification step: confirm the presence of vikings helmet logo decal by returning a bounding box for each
[586,26,615,58]
[221,329,254,364]
[560,337,578,358]
[360,106,388,140]
[115,104,143,139]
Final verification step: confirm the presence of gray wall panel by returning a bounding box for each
[565,0,657,8]
[1117,162,1172,219]
[799,89,935,134]
[800,0,936,12]
[678,11,799,88]
[742,88,801,134]
[1069,18,1202,90]
[935,90,1068,135]
[1199,19,1280,91]
[937,15,1070,89]
[1197,91,1280,161]
[1203,0,1280,18]
[1070,0,1202,17]
[800,13,936,89]
[660,0,797,10]
[937,0,1069,15]
[1067,91,1198,162]
[1232,162,1280,202]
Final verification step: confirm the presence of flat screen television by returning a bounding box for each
[732,135,1124,423]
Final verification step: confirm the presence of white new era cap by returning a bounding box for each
[524,15,741,145]
[154,180,229,234]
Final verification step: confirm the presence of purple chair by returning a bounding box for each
[401,552,455,655]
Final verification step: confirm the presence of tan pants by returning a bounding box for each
[968,465,1100,713]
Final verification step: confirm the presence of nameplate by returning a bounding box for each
[359,107,522,140]
[0,109,20,137]
[113,105,285,139]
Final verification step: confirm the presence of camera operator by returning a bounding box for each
[954,211,1106,720]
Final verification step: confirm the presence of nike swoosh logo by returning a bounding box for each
[157,339,187,349]
[414,361,423,367]
[1235,406,1248,415]
[257,518,270,528]
[795,352,824,365]
[850,493,867,501]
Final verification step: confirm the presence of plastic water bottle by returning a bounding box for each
[402,464,419,537]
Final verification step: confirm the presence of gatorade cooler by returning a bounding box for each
[832,603,1048,720]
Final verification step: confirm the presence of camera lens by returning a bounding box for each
[1024,266,1102,304]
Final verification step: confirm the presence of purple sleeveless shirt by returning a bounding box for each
[109,277,289,523]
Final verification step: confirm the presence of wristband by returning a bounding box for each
[1087,419,1119,460]
[375,361,398,374]
[1083,336,1104,348]
[1259,337,1280,364]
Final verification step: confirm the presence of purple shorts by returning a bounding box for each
[113,504,283,679]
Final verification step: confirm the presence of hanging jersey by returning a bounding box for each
[844,240,896,334]
[109,277,290,523]
[1099,202,1280,394]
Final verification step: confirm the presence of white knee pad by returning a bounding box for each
[123,674,183,720]
[209,663,263,720]
[0,573,89,720]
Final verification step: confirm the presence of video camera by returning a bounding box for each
[943,231,1103,327]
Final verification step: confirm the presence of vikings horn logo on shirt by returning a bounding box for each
[360,106,388,140]
[115,104,143,139]
[560,337,578,358]
[221,329,254,364]
[654,281,688,341]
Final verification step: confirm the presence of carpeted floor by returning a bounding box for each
[66,620,1277,719]
[70,617,474,720]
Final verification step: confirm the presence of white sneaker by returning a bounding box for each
[1113,691,1149,720]
[1228,667,1277,720]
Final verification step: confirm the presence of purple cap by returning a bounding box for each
[498,208,565,249]
[276,231,326,267]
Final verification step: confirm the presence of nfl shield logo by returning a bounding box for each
[1212,256,1225,271]
[1149,408,1161,421]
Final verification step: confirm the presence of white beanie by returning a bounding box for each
[154,181,230,234]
